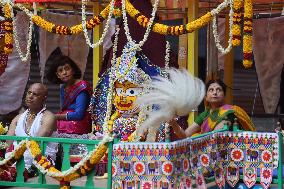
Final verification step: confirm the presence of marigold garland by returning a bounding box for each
[27,139,108,188]
[243,0,253,68]
[232,0,243,46]
[125,0,212,35]
[2,3,13,54]
[30,4,110,35]
[0,141,26,167]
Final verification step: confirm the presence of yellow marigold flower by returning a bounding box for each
[232,25,241,35]
[42,162,50,168]
[125,0,139,17]
[90,145,108,164]
[232,39,241,46]
[243,60,252,68]
[3,4,12,18]
[14,143,27,160]
[243,35,252,52]
[80,167,86,175]
[233,0,243,10]
[60,186,70,189]
[48,167,60,173]
[64,173,80,182]
[29,141,41,156]
[100,5,110,19]
[4,47,12,54]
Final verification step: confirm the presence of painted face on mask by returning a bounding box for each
[113,81,142,112]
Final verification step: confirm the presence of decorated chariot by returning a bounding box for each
[0,0,283,189]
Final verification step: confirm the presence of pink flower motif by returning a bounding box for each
[262,169,271,179]
[197,175,204,186]
[185,177,191,187]
[142,182,152,189]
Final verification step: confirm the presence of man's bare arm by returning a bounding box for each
[37,111,56,137]
[6,114,20,146]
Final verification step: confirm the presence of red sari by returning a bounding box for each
[57,80,92,134]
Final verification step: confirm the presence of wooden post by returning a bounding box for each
[93,2,103,87]
[187,0,199,124]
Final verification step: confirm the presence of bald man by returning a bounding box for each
[6,83,57,172]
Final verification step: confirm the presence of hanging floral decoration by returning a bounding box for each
[26,139,109,188]
[113,0,122,18]
[0,140,26,167]
[125,0,212,35]
[2,3,13,54]
[243,0,253,68]
[232,0,243,46]
[31,8,108,35]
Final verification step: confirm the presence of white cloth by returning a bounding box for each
[0,12,30,114]
[38,11,91,82]
[38,11,115,82]
[14,108,57,168]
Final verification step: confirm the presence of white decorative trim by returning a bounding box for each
[81,0,115,48]
[102,27,120,135]
[121,0,160,52]
[211,0,234,54]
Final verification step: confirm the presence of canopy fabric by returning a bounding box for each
[38,11,91,82]
[253,16,284,113]
[0,12,31,114]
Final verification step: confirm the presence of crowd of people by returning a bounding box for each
[0,55,271,181]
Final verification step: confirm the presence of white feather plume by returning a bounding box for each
[136,68,205,136]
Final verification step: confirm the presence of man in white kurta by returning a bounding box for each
[7,83,57,170]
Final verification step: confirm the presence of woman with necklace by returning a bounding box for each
[170,79,256,139]
[46,55,92,135]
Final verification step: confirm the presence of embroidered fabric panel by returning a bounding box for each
[112,139,192,188]
[112,131,279,188]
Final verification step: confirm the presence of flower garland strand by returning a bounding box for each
[81,0,115,48]
[0,140,26,166]
[102,27,120,135]
[121,0,160,52]
[211,0,234,54]
[2,3,13,54]
[232,0,243,46]
[2,0,229,37]
[13,1,110,35]
[243,0,253,68]
[10,3,34,62]
[27,137,111,185]
[164,41,170,141]
[125,0,213,35]
[165,41,170,69]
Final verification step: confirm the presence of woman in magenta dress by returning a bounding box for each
[46,55,92,135]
